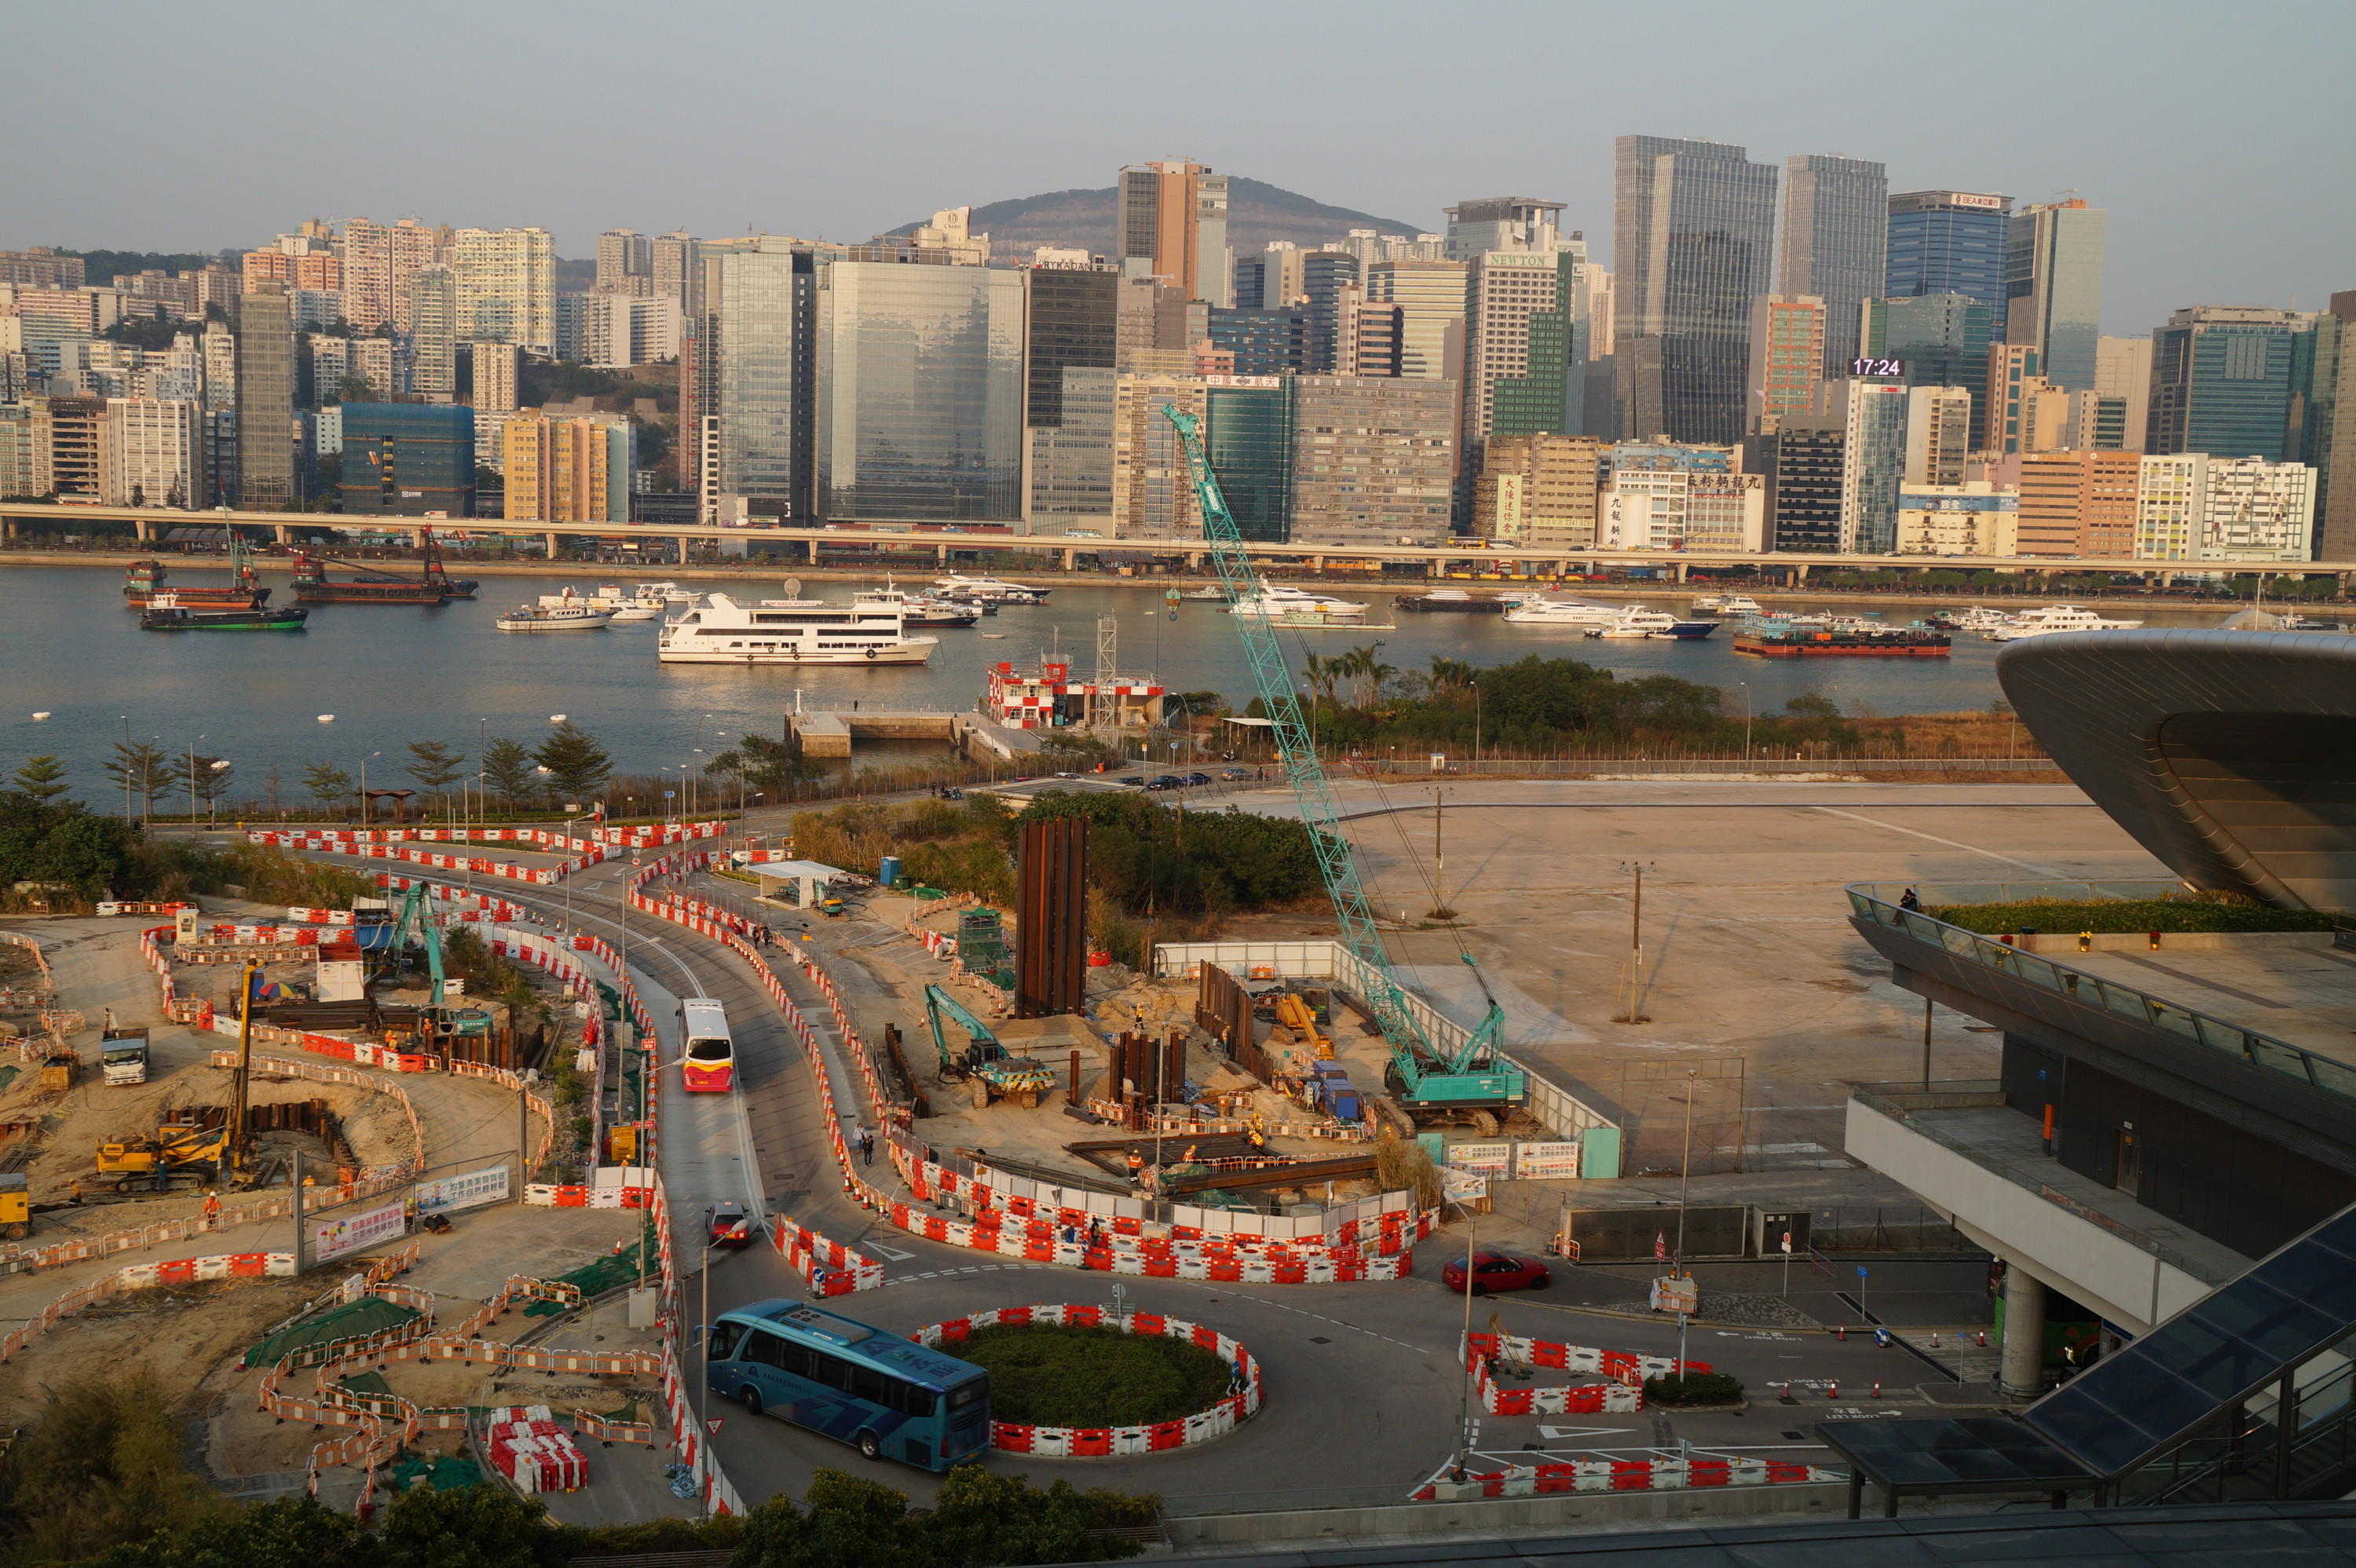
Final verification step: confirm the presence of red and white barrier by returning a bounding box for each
[1461,1330,1716,1416]
[913,1304,1260,1457]
[771,1216,884,1296]
[1412,1453,1839,1500]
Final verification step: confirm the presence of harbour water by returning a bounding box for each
[0,562,2238,802]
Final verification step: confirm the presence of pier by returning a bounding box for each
[785,707,1042,763]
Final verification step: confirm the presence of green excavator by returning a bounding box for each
[923,985,1055,1109]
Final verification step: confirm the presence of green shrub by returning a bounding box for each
[1930,898,2338,935]
[1644,1371,1744,1407]
[957,1323,1235,1427]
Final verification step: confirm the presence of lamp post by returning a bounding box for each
[1472,681,1480,766]
[186,735,203,824]
[1740,682,1752,763]
[207,758,230,825]
[120,716,131,822]
[1615,860,1657,1024]
[360,751,381,828]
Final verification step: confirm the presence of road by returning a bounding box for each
[259,837,2021,1517]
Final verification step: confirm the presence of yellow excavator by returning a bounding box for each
[1275,993,1335,1061]
[94,1120,239,1193]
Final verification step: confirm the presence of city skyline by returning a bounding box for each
[7,0,2350,338]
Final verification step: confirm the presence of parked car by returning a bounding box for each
[1220,767,1251,780]
[1116,775,1146,787]
[1440,1250,1551,1294]
[1186,772,1213,786]
[1145,775,1186,791]
[708,1201,755,1248]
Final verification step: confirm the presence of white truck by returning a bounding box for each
[101,1025,149,1087]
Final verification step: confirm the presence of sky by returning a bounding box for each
[11,0,2352,337]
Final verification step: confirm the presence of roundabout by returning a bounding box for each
[913,1305,1261,1458]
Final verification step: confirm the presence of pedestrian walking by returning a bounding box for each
[860,1128,876,1167]
[851,1121,869,1160]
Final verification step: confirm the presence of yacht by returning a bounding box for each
[1593,609,1720,640]
[1689,594,1725,612]
[935,572,1049,604]
[658,593,938,665]
[1711,594,1765,617]
[1982,604,2144,641]
[848,584,979,629]
[1227,584,1371,622]
[1181,585,1228,601]
[497,600,612,632]
[1502,595,1626,629]
[1931,605,2014,631]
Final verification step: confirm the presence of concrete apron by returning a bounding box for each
[1167,1481,1850,1547]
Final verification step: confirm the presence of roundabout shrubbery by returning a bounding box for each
[957,1322,1235,1428]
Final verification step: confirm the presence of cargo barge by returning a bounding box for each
[123,548,269,609]
[1732,627,1952,658]
[289,529,475,605]
[1398,590,1507,614]
[138,593,309,631]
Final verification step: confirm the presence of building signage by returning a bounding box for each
[1850,357,1907,378]
[310,1199,407,1264]
[1199,375,1281,389]
[1445,1141,1514,1176]
[1516,1142,1582,1180]
[1948,192,2007,210]
[415,1163,510,1215]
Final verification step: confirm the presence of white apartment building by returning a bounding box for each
[470,341,520,415]
[1893,481,2020,557]
[108,397,199,507]
[452,228,555,352]
[587,294,682,368]
[1597,468,1765,552]
[2135,454,2202,561]
[2201,455,2314,562]
[1109,373,1205,541]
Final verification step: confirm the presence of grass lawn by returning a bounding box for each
[958,1323,1236,1427]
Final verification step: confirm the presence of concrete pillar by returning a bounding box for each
[1063,548,1076,570]
[1675,561,1689,583]
[275,524,291,543]
[1187,551,1202,569]
[1794,561,1809,581]
[545,532,558,557]
[807,538,818,564]
[1999,1264,2047,1398]
[1427,555,1439,578]
[134,516,152,543]
[1556,559,1569,579]
[936,544,948,564]
[1312,555,1326,575]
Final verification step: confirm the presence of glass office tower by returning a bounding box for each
[1025,264,1117,430]
[700,237,818,518]
[1205,381,1293,543]
[1886,191,2011,338]
[1206,308,1307,376]
[2147,306,2315,463]
[1777,155,1888,375]
[2007,200,2107,392]
[815,261,1026,522]
[1612,135,1780,446]
[1862,293,1994,445]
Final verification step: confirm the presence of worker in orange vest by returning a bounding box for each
[1126,1150,1145,1186]
[202,1190,222,1230]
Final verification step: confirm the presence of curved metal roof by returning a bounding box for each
[1998,630,2356,911]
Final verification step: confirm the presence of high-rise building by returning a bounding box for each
[1776,155,1887,374]
[1026,367,1115,532]
[469,340,520,415]
[651,232,701,318]
[587,294,684,368]
[408,269,457,400]
[598,229,652,288]
[1365,259,1468,383]
[1597,440,1761,553]
[1612,135,1780,444]
[1831,378,1910,554]
[1443,197,1567,262]
[1904,386,1974,486]
[2316,292,2356,560]
[1025,261,1118,431]
[1333,287,1403,378]
[1205,308,1306,378]
[1893,481,2018,556]
[1746,295,1825,433]
[338,404,477,516]
[2011,448,2141,557]
[389,220,441,335]
[501,409,624,522]
[1985,343,2043,455]
[2146,305,2315,462]
[696,236,818,521]
[1289,375,1456,546]
[1472,433,1601,546]
[0,249,84,289]
[1861,293,1994,446]
[340,218,392,333]
[1462,250,1574,460]
[1116,162,1227,303]
[452,228,556,352]
[232,283,294,509]
[2095,335,2152,453]
[0,404,34,499]
[2006,200,2106,392]
[814,259,1025,522]
[1109,372,1205,540]
[30,395,109,501]
[1301,252,1361,374]
[106,397,199,507]
[2198,455,2315,561]
[1205,377,1293,543]
[1249,244,1304,313]
[1885,191,2011,336]
[1764,412,1846,551]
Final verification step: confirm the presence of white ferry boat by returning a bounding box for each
[1982,604,2144,641]
[536,584,664,620]
[1502,595,1625,629]
[935,572,1049,604]
[848,585,979,629]
[1593,609,1718,640]
[497,601,612,632]
[1228,584,1370,622]
[1711,594,1765,616]
[657,593,938,665]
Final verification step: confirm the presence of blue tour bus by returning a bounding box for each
[707,1299,990,1471]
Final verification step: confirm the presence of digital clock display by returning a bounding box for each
[1851,356,1906,378]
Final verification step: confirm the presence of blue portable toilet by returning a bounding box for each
[879,855,902,887]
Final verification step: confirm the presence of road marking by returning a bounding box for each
[869,1243,916,1261]
[1537,1424,1636,1441]
[1811,807,2066,875]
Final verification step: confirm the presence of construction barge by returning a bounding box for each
[291,528,477,605]
[123,547,269,609]
[1732,627,1952,658]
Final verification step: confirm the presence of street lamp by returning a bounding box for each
[207,758,230,826]
[360,751,381,828]
[1740,682,1752,763]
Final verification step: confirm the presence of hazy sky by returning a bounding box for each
[13,0,2351,334]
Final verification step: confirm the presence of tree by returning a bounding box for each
[480,737,536,813]
[0,1374,224,1563]
[532,722,612,800]
[925,1465,1142,1565]
[302,761,352,814]
[188,755,233,819]
[104,740,174,817]
[97,1495,365,1568]
[11,755,68,806]
[405,740,467,805]
[369,1481,574,1568]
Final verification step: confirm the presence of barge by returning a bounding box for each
[1733,627,1952,658]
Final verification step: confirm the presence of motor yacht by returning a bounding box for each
[1502,595,1626,628]
[935,572,1049,604]
[1981,604,2144,641]
[659,593,938,664]
[1227,584,1371,621]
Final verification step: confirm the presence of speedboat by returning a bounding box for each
[1932,605,2014,631]
[935,572,1049,604]
[1502,595,1625,628]
[1983,604,2143,641]
[1227,584,1370,622]
[1595,609,1718,640]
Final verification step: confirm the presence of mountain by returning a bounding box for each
[890,177,1427,263]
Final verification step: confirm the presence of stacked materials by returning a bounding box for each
[484,1406,588,1493]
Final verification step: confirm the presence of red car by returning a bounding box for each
[1442,1250,1552,1294]
[708,1202,754,1248]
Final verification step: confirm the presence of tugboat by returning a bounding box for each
[138,590,309,632]
[123,541,269,609]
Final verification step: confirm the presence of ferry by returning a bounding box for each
[496,601,613,632]
[658,593,938,665]
[1706,594,1765,616]
[1736,625,1952,659]
[137,591,308,632]
[935,572,1049,605]
[1982,604,2144,641]
[1928,605,2015,631]
[1227,584,1370,622]
[850,585,978,630]
[1591,609,1719,640]
[536,585,666,620]
[1502,595,1626,629]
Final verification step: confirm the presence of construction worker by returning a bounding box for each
[1126,1150,1144,1186]
[202,1190,221,1230]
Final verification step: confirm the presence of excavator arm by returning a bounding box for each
[924,983,998,1076]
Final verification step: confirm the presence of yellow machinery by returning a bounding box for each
[0,1175,27,1240]
[1276,994,1336,1061]
[95,1120,236,1193]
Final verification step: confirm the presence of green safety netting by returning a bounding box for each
[386,1451,482,1492]
[243,1296,422,1368]
[521,1230,657,1317]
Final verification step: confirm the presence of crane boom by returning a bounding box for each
[1163,405,1519,1112]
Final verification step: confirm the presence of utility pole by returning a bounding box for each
[1452,1215,1477,1481]
[1427,786,1454,919]
[1615,861,1655,1023]
[1922,996,1935,1091]
[1676,1065,1696,1374]
[232,961,259,1176]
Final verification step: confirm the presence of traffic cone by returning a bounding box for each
[1837,1325,1846,1341]
[1827,1379,1838,1400]
[1871,1380,1881,1399]
[1977,1330,1987,1347]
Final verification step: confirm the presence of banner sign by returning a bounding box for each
[1514,1142,1582,1180]
[416,1164,511,1215]
[1445,1141,1514,1176]
[311,1199,407,1264]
